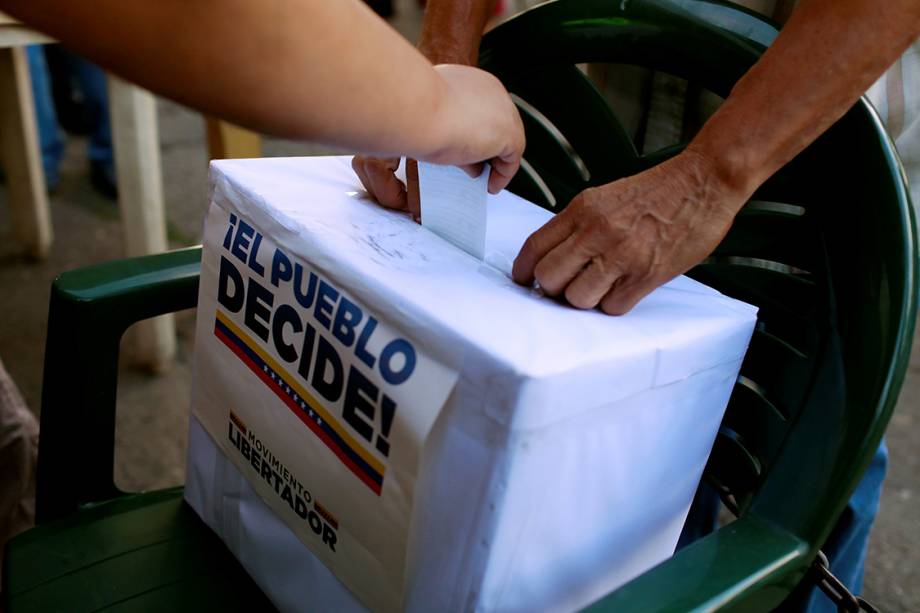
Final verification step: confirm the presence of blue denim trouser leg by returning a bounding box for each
[70,57,113,168]
[25,46,64,188]
[801,441,888,612]
[677,441,888,611]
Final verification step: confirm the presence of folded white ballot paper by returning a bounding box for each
[417,161,489,259]
[185,156,758,613]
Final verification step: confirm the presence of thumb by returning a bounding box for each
[487,153,520,194]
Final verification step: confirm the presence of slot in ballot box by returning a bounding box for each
[185,155,757,612]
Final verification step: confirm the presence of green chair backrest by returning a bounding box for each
[479,0,917,609]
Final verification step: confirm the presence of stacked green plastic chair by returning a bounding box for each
[3,1,915,611]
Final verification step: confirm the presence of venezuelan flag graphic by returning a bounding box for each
[214,310,385,494]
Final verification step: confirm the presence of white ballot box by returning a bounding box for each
[185,156,758,613]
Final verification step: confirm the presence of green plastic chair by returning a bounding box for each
[3,1,916,611]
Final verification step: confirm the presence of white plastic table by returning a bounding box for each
[0,14,174,369]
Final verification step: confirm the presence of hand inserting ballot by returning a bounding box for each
[425,64,524,195]
[352,158,421,223]
[353,148,741,316]
[352,64,524,223]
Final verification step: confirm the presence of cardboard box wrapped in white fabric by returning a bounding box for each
[185,156,757,612]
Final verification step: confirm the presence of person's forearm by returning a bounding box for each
[417,0,496,64]
[690,0,920,203]
[1,0,464,160]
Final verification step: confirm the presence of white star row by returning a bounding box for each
[261,363,324,427]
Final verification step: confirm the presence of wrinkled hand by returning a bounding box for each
[512,150,744,315]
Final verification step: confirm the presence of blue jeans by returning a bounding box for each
[801,441,888,611]
[26,45,113,187]
[26,46,63,188]
[678,442,888,611]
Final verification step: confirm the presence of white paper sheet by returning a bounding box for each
[418,162,488,259]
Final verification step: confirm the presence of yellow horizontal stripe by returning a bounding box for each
[216,310,385,475]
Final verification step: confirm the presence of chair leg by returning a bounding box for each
[107,75,175,371]
[0,46,52,260]
[205,117,262,160]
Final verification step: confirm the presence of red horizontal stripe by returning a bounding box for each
[215,325,382,495]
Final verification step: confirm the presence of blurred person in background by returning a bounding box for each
[26,46,116,198]
[0,361,36,580]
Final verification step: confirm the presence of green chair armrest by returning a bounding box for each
[584,515,810,613]
[36,247,203,523]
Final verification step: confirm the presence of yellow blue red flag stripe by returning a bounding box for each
[214,310,385,494]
